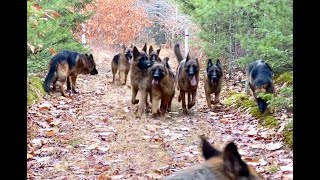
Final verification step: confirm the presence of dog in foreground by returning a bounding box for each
[204,59,223,112]
[245,59,275,113]
[174,43,200,114]
[43,50,98,97]
[111,44,133,85]
[165,136,262,180]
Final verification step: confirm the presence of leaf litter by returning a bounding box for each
[27,48,293,180]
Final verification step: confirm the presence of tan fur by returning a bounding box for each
[150,58,176,116]
[165,137,263,180]
[111,45,133,85]
[52,54,96,97]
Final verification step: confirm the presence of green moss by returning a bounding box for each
[27,75,45,108]
[283,119,293,149]
[275,71,293,85]
[224,91,279,128]
[268,165,279,173]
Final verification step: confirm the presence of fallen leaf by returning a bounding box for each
[145,125,156,132]
[180,127,190,131]
[110,175,124,179]
[280,165,293,172]
[141,135,152,140]
[97,147,109,152]
[87,143,99,150]
[266,142,283,151]
[47,130,55,137]
[40,147,54,152]
[277,123,286,134]
[27,153,33,159]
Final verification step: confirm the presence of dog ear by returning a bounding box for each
[89,54,93,59]
[223,142,250,177]
[133,46,140,58]
[142,42,147,52]
[149,45,154,54]
[130,44,133,48]
[186,52,190,61]
[200,135,221,160]
[163,57,170,69]
[121,44,126,52]
[157,46,161,55]
[216,59,221,67]
[207,59,213,70]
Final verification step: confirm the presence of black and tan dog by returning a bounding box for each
[174,43,200,114]
[111,44,133,85]
[148,45,161,62]
[43,50,98,97]
[245,59,275,113]
[149,57,176,116]
[165,136,262,180]
[204,59,223,112]
[130,43,155,117]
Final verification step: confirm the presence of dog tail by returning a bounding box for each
[174,43,183,63]
[43,57,59,93]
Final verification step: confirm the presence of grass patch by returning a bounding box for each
[27,75,45,108]
[274,71,293,85]
[223,92,279,128]
[283,119,293,149]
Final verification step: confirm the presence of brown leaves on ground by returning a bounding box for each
[27,47,292,180]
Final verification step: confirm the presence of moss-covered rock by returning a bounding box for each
[283,119,293,149]
[223,92,279,128]
[27,75,45,108]
[275,71,293,85]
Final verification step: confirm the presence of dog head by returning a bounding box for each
[132,46,153,71]
[207,59,223,84]
[150,57,171,85]
[84,53,98,75]
[200,136,262,180]
[254,85,269,113]
[149,45,161,63]
[122,44,133,64]
[184,53,199,86]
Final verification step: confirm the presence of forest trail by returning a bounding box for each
[27,46,293,180]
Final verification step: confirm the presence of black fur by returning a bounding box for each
[112,53,120,65]
[207,59,223,84]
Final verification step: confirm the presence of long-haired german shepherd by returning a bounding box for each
[148,45,161,62]
[130,43,154,117]
[150,57,176,116]
[43,50,98,97]
[245,59,275,113]
[111,44,133,84]
[174,43,200,114]
[165,136,262,180]
[204,59,223,112]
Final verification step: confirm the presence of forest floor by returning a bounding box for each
[27,45,293,180]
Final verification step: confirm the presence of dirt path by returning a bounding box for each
[27,47,293,180]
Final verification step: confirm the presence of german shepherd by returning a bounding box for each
[174,43,200,114]
[150,57,176,116]
[165,136,262,180]
[130,43,154,117]
[111,44,133,84]
[148,45,161,62]
[245,59,275,113]
[204,59,223,112]
[43,50,98,97]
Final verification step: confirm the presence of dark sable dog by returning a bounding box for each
[204,59,223,112]
[130,43,155,118]
[165,136,263,180]
[111,44,133,84]
[245,59,275,113]
[148,45,161,62]
[150,57,176,116]
[174,43,200,114]
[43,50,98,97]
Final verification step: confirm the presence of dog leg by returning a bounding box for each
[131,88,139,104]
[188,90,197,109]
[180,90,187,114]
[70,75,78,94]
[205,92,212,111]
[151,93,161,116]
[136,90,147,118]
[67,76,71,92]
